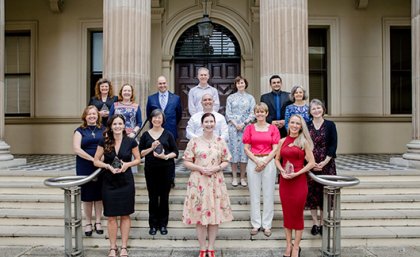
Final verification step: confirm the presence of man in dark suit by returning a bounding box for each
[260,75,292,138]
[146,75,182,187]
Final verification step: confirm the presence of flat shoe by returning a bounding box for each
[149,227,157,235]
[119,247,128,257]
[231,178,238,187]
[240,178,247,187]
[263,228,272,237]
[160,226,168,235]
[108,248,118,257]
[250,227,260,236]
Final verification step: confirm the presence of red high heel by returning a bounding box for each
[198,250,207,257]
[207,249,215,257]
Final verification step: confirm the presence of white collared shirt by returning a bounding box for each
[186,111,229,142]
[188,84,220,116]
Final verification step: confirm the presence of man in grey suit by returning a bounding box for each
[260,75,292,138]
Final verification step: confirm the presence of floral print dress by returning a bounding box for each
[182,136,234,225]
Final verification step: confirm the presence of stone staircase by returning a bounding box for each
[0,168,419,249]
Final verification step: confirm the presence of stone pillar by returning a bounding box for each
[260,0,308,93]
[0,0,14,163]
[402,0,420,166]
[103,0,151,115]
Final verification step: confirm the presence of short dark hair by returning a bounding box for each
[269,75,282,84]
[149,109,166,126]
[201,112,216,124]
[234,75,249,90]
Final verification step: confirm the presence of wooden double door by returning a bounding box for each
[175,60,240,149]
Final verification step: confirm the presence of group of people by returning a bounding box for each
[72,69,338,257]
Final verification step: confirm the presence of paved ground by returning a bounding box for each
[1,245,420,257]
[5,153,410,172]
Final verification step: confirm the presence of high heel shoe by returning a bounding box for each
[291,246,301,257]
[84,224,93,236]
[207,249,215,257]
[198,250,207,257]
[283,244,292,257]
[94,222,104,235]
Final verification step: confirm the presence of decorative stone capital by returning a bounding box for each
[152,7,165,21]
[251,7,259,23]
[49,0,64,13]
[355,0,368,9]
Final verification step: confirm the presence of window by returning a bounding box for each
[308,28,328,112]
[390,26,411,114]
[89,31,103,98]
[5,32,31,116]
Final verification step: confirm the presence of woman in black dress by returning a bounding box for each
[89,78,118,127]
[305,99,338,236]
[73,105,105,236]
[139,109,178,236]
[94,114,141,257]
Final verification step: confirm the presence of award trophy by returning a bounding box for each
[111,156,122,169]
[154,144,163,154]
[285,161,294,174]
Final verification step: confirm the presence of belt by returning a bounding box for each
[254,154,269,157]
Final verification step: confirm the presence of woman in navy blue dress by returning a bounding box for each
[94,114,141,257]
[89,78,118,127]
[73,105,105,236]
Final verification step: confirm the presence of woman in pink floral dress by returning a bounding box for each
[182,112,233,257]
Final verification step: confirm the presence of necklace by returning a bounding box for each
[201,136,214,148]
[87,125,97,138]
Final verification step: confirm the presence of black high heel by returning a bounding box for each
[84,224,93,236]
[94,222,104,234]
[291,246,301,257]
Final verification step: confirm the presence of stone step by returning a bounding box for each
[1,193,420,205]
[1,200,420,211]
[1,217,419,228]
[1,208,419,222]
[0,225,418,243]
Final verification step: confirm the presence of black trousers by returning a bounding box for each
[144,164,172,228]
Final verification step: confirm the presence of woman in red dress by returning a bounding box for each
[275,114,315,257]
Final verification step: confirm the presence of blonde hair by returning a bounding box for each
[80,105,102,128]
[253,102,269,114]
[288,114,313,150]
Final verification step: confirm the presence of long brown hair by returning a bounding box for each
[80,105,102,128]
[94,78,114,100]
[103,114,127,153]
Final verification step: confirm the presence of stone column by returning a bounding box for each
[260,0,308,93]
[0,0,14,163]
[103,0,151,115]
[402,0,420,166]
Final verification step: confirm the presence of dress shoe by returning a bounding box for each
[311,225,320,235]
[84,224,93,236]
[94,222,104,235]
[159,226,168,235]
[148,227,157,235]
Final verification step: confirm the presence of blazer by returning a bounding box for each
[260,91,292,138]
[146,91,182,140]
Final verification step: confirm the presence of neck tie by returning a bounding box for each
[160,94,167,111]
[275,93,281,120]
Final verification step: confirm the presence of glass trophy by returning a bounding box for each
[154,144,163,154]
[101,104,109,112]
[111,156,122,169]
[285,161,294,174]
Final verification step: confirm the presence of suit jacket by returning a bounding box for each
[260,91,292,138]
[146,91,182,140]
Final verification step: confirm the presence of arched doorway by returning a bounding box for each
[174,23,241,149]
